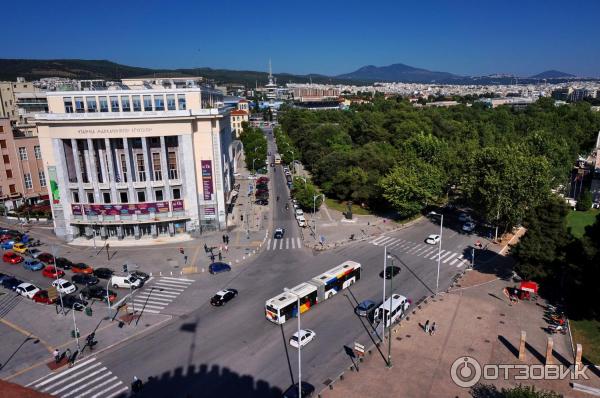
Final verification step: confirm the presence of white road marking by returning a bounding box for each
[41,363,103,391]
[443,253,459,263]
[33,358,98,388]
[291,239,295,249]
[56,369,110,396]
[161,276,194,282]
[297,237,302,248]
[103,386,129,398]
[430,250,446,260]
[285,239,289,249]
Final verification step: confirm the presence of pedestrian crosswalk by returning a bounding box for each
[370,235,472,267]
[132,276,194,314]
[27,357,127,398]
[265,237,303,251]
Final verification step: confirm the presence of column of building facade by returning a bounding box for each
[122,137,136,202]
[70,139,85,203]
[104,138,118,202]
[159,136,171,201]
[140,137,153,200]
[97,142,108,187]
[85,138,100,202]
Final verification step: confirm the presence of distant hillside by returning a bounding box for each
[0,59,359,87]
[337,63,464,83]
[529,70,575,79]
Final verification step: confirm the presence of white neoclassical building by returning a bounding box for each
[35,80,234,242]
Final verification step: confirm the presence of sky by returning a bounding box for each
[3,0,600,77]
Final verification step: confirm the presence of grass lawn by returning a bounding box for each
[324,198,373,216]
[570,319,600,365]
[566,209,599,239]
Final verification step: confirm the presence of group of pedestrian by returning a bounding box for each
[53,348,78,367]
[222,234,230,245]
[423,320,437,336]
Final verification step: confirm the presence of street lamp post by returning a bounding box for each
[106,277,112,318]
[284,288,302,398]
[312,194,324,239]
[51,246,65,316]
[386,255,394,368]
[287,150,295,174]
[429,211,444,295]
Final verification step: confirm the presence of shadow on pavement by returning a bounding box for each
[115,363,283,398]
[497,335,519,358]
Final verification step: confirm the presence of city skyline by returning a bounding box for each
[2,0,599,77]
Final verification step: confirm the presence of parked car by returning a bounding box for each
[71,274,99,286]
[52,278,77,294]
[295,209,304,219]
[296,216,307,228]
[354,300,376,317]
[255,199,269,206]
[110,275,143,289]
[27,248,42,258]
[274,228,285,239]
[42,265,65,279]
[55,257,73,270]
[3,252,24,264]
[16,282,40,299]
[282,382,315,398]
[59,295,88,311]
[380,265,401,279]
[257,177,269,183]
[81,285,116,303]
[93,268,114,279]
[1,240,16,250]
[255,183,268,190]
[208,262,231,274]
[129,270,150,282]
[425,234,440,245]
[1,277,23,290]
[458,213,471,222]
[210,289,238,306]
[23,259,44,271]
[72,263,93,274]
[12,243,28,254]
[462,222,476,232]
[37,253,55,264]
[289,329,316,348]
[32,290,57,304]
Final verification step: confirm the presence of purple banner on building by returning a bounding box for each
[171,200,184,212]
[71,204,84,216]
[73,202,170,216]
[201,160,213,200]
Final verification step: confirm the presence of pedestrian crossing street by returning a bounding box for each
[265,237,303,251]
[370,235,472,268]
[28,357,127,398]
[132,276,194,314]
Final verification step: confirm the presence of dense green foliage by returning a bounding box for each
[279,97,600,226]
[471,383,563,398]
[291,177,322,211]
[239,125,267,172]
[576,189,593,211]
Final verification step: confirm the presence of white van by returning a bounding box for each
[110,275,143,289]
[374,294,410,328]
[297,215,307,228]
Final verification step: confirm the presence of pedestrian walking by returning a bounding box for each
[210,253,216,262]
[430,322,436,336]
[218,252,222,261]
[53,349,60,363]
[225,235,230,244]
[204,243,208,253]
[222,234,226,244]
[424,320,430,334]
[184,255,188,264]
[68,350,78,368]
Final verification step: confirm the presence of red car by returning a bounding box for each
[72,263,94,274]
[3,252,24,264]
[37,253,55,264]
[42,265,65,279]
[32,290,57,304]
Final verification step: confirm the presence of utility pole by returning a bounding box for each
[386,255,393,368]
[284,288,302,398]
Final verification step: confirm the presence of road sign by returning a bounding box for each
[354,342,365,356]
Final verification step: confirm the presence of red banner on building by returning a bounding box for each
[171,200,184,211]
[201,160,213,200]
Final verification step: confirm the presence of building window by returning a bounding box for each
[72,191,80,203]
[99,96,109,112]
[64,97,73,113]
[137,191,146,202]
[168,151,178,179]
[9,184,16,194]
[143,95,152,111]
[121,96,131,112]
[136,153,146,181]
[155,189,163,201]
[177,94,186,110]
[0,140,5,149]
[6,169,12,178]
[103,192,111,204]
[75,97,85,113]
[132,95,142,112]
[18,147,27,160]
[87,192,95,203]
[172,188,181,199]
[39,171,46,187]
[120,191,128,203]
[110,96,119,112]
[152,152,162,180]
[120,153,128,182]
[86,97,97,112]
[34,145,41,159]
[166,94,176,111]
[154,95,165,111]
[24,173,32,189]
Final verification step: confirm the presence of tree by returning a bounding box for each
[330,167,370,204]
[292,178,321,211]
[470,383,563,398]
[379,159,446,218]
[576,189,592,211]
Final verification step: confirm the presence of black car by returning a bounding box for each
[59,295,88,311]
[255,183,268,190]
[81,285,116,302]
[282,382,315,398]
[210,289,238,306]
[1,277,23,290]
[93,268,114,279]
[71,274,99,286]
[255,199,269,206]
[274,228,285,239]
[130,270,150,282]
[55,257,73,270]
[380,265,401,279]
[37,253,55,264]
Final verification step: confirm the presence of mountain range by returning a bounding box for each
[0,59,588,86]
